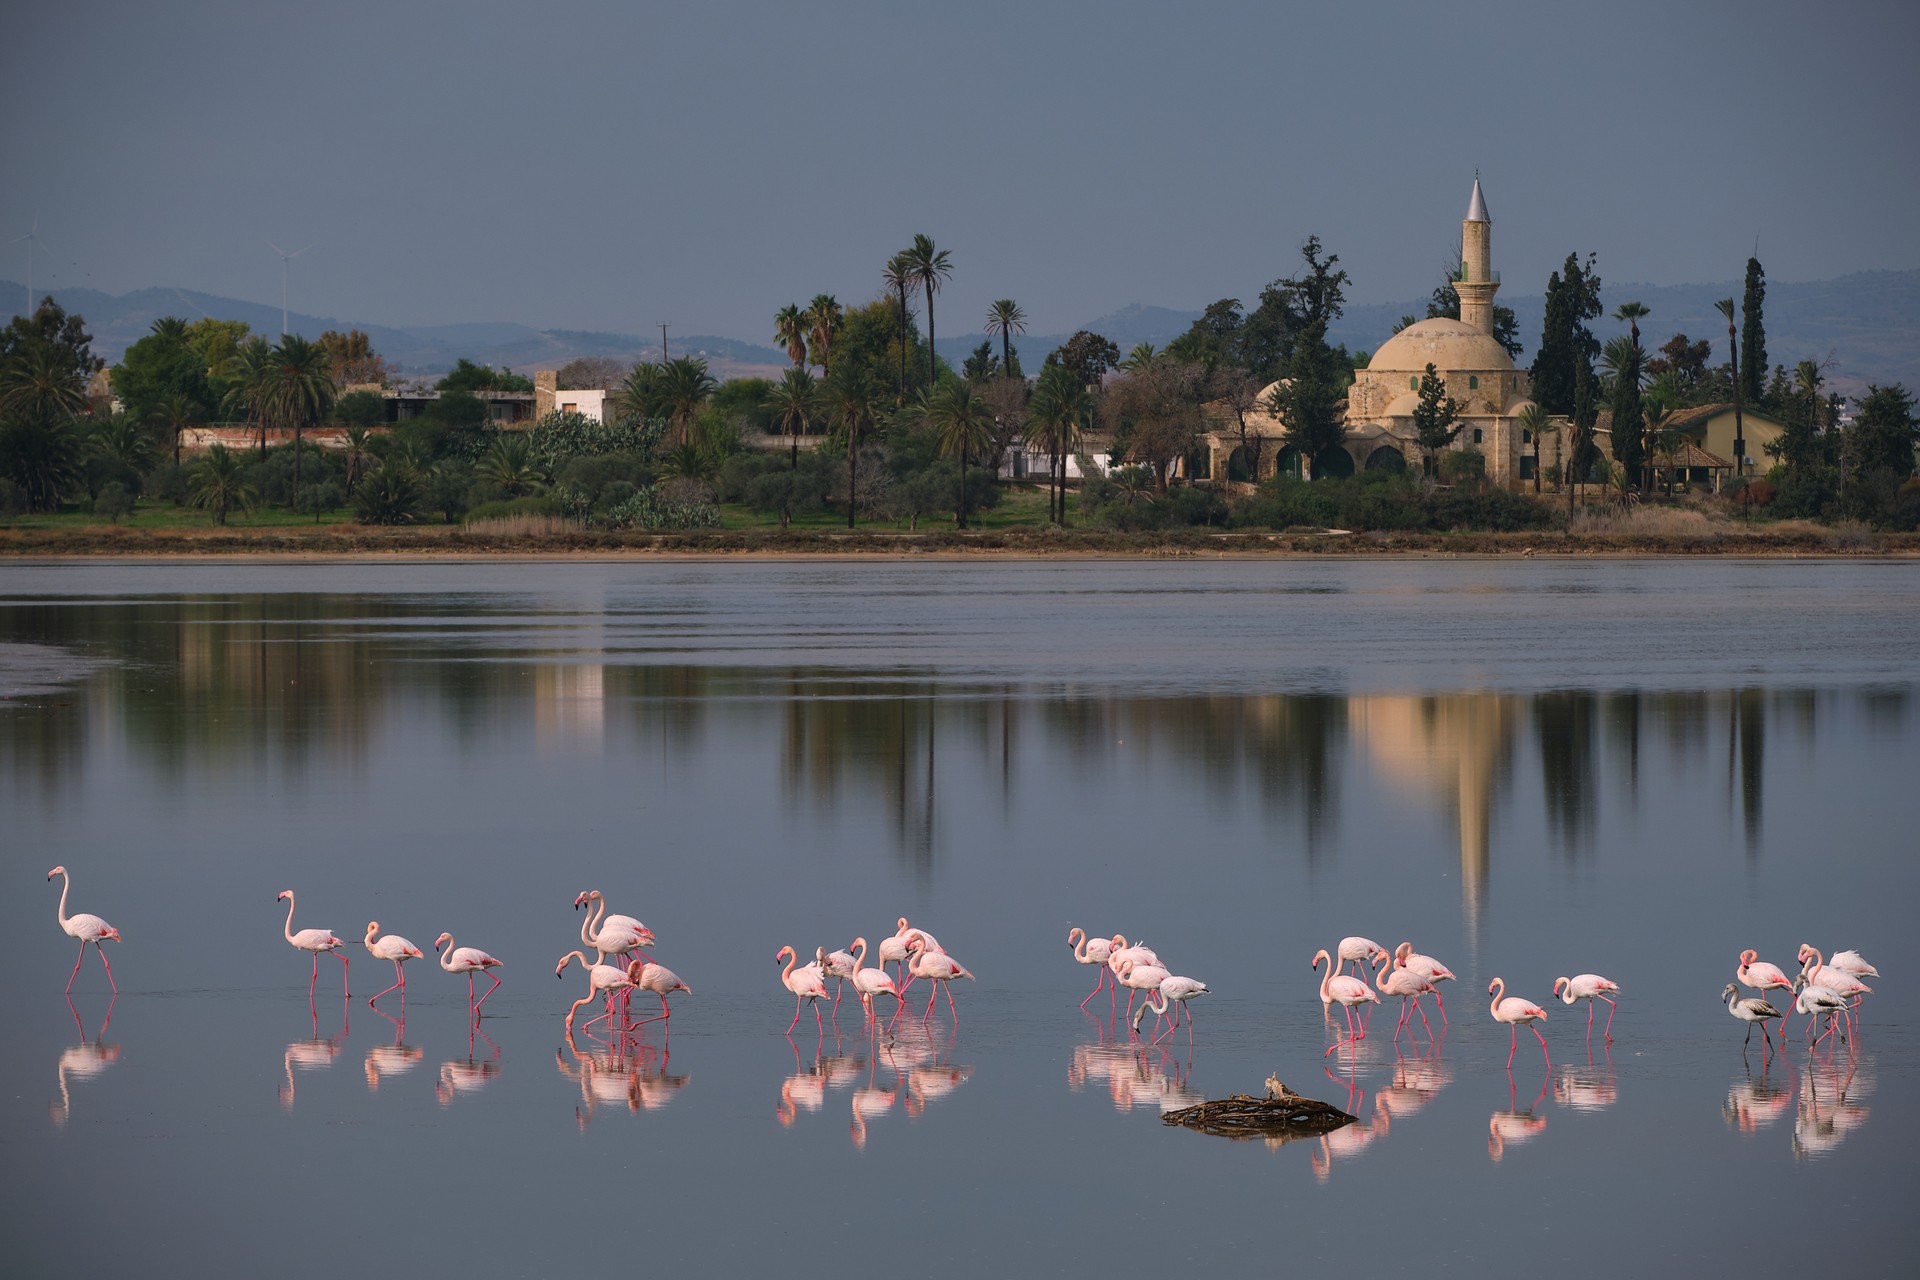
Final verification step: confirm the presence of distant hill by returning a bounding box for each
[8,268,1913,394]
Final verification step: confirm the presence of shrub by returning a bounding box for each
[426,462,473,524]
[296,481,344,523]
[93,481,135,524]
[334,389,386,428]
[464,494,565,523]
[0,476,23,515]
[592,484,721,530]
[526,412,665,472]
[352,464,427,524]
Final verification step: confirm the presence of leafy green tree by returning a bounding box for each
[1264,237,1351,478]
[764,367,817,467]
[221,337,275,456]
[985,299,1026,377]
[334,388,386,428]
[656,356,717,448]
[0,299,102,398]
[187,443,256,525]
[93,481,134,524]
[901,234,953,388]
[1605,333,1645,487]
[1842,384,1917,483]
[774,304,809,368]
[922,379,995,529]
[1047,331,1120,391]
[1741,258,1767,408]
[264,334,335,495]
[963,341,999,382]
[1103,359,1206,493]
[316,329,389,389]
[825,362,882,528]
[89,412,157,491]
[1529,253,1602,415]
[1768,360,1827,478]
[1176,299,1250,373]
[806,295,843,371]
[436,358,532,394]
[1027,362,1089,523]
[0,410,84,510]
[1411,363,1463,479]
[113,317,216,426]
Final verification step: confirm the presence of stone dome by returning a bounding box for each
[1368,317,1513,375]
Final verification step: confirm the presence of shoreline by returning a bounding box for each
[3,524,1918,561]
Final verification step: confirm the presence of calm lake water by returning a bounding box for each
[3,558,1917,1276]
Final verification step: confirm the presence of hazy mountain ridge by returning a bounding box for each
[8,268,1913,394]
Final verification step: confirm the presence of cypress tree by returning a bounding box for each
[1529,252,1602,416]
[1411,362,1463,478]
[1607,337,1645,486]
[1741,258,1767,408]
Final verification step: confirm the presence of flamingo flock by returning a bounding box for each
[1727,945,1874,1055]
[1067,927,1210,1045]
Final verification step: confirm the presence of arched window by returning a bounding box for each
[1468,375,1479,389]
[1522,429,1532,444]
[1410,377,1419,390]
[1472,428,1483,444]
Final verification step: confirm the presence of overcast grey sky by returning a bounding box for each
[6,0,1917,340]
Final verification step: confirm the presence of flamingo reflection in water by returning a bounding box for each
[280,997,349,1109]
[1723,1058,1794,1133]
[558,1030,687,1127]
[363,1003,423,1091]
[849,1049,901,1149]
[1371,1039,1454,1130]
[1488,1071,1550,1162]
[1067,1036,1198,1114]
[1553,1059,1619,1113]
[50,996,119,1128]
[1311,1068,1388,1182]
[436,1023,502,1107]
[1794,1052,1873,1160]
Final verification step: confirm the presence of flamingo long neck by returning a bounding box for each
[281,892,298,944]
[1314,952,1332,1003]
[438,936,457,972]
[1489,978,1505,1019]
[1374,953,1393,993]
[581,897,607,947]
[1070,930,1089,964]
[851,939,868,974]
[781,950,796,983]
[54,870,71,931]
[560,950,591,976]
[1803,947,1824,978]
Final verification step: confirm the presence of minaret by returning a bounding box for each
[1457,174,1498,336]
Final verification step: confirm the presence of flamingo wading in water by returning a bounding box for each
[556,950,634,1030]
[1312,948,1379,1057]
[1488,977,1550,1068]
[1375,952,1437,1041]
[1736,949,1793,999]
[777,945,829,1035]
[1392,942,1456,1024]
[1068,927,1115,1011]
[278,890,348,997]
[434,932,503,1015]
[363,923,424,1006]
[47,866,121,995]
[906,935,975,1025]
[627,959,690,1024]
[1552,973,1622,1041]
[848,937,902,1021]
[1721,983,1782,1051]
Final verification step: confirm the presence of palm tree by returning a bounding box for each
[1120,343,1158,371]
[1794,360,1825,464]
[0,343,89,419]
[615,361,663,422]
[1027,363,1089,524]
[90,412,157,479]
[922,379,994,530]
[1614,300,1649,347]
[1112,465,1155,510]
[825,363,880,529]
[1517,403,1551,494]
[1716,297,1743,483]
[806,295,843,372]
[221,337,275,457]
[341,425,372,495]
[144,394,197,469]
[774,305,809,368]
[985,299,1026,376]
[1646,406,1683,494]
[187,443,256,526]
[0,410,84,510]
[477,434,541,496]
[901,234,953,388]
[655,356,716,448]
[264,334,335,497]
[883,252,915,402]
[764,367,816,468]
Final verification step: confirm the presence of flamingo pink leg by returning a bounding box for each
[474,971,502,1013]
[1079,966,1109,1011]
[369,959,407,1005]
[1532,1025,1550,1065]
[1600,995,1617,1040]
[1432,988,1448,1025]
[787,993,804,1034]
[1507,1024,1519,1067]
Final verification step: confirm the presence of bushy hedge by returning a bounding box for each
[1227,471,1561,533]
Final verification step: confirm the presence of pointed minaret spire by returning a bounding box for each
[1467,171,1490,223]
[1457,173,1498,335]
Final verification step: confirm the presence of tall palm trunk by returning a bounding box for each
[957,440,968,530]
[847,436,857,529]
[924,284,937,388]
[896,283,909,403]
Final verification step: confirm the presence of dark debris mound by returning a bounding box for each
[1162,1091,1355,1141]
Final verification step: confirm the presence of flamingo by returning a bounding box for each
[777,945,829,1034]
[556,950,635,1030]
[46,866,120,995]
[1721,982,1782,1051]
[820,944,857,1012]
[1375,953,1437,1041]
[626,958,690,1025]
[1117,956,1172,1035]
[1068,927,1116,1011]
[1392,942,1456,1024]
[1133,974,1209,1046]
[1551,973,1622,1041]
[880,919,940,994]
[906,935,974,1025]
[1797,946,1872,1006]
[1487,977,1550,1068]
[434,932,503,1015]
[1108,937,1163,1018]
[1825,949,1878,979]
[580,899,651,967]
[1337,936,1388,981]
[1791,976,1849,1047]
[574,891,653,947]
[1736,949,1793,998]
[1312,948,1379,1056]
[277,889,347,997]
[363,922,424,1006]
[848,937,903,1020]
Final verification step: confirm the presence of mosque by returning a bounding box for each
[1203,177,1542,489]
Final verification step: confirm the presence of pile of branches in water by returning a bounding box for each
[1162,1087,1355,1142]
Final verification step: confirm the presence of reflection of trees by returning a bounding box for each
[1730,689,1764,855]
[1535,693,1596,859]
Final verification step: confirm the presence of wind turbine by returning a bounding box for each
[13,210,50,315]
[266,239,311,337]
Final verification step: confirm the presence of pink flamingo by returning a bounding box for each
[1791,976,1849,1047]
[574,891,652,946]
[1337,936,1388,981]
[1068,927,1116,1011]
[1487,977,1549,1068]
[1825,949,1877,979]
[1736,949,1793,998]
[277,889,347,997]
[1133,974,1209,1046]
[434,932,503,1015]
[1108,937,1162,1018]
[363,922,423,1006]
[555,950,635,1030]
[1797,946,1871,1007]
[848,937,903,1020]
[47,866,120,995]
[906,935,974,1025]
[579,897,652,967]
[1721,982,1782,1051]
[820,944,857,1012]
[1375,953,1437,1041]
[1393,942,1456,1024]
[1552,973,1621,1040]
[626,959,690,1025]
[1117,956,1172,1036]
[880,919,941,994]
[777,945,829,1034]
[1312,947,1379,1056]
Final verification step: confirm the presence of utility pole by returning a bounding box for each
[659,322,670,364]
